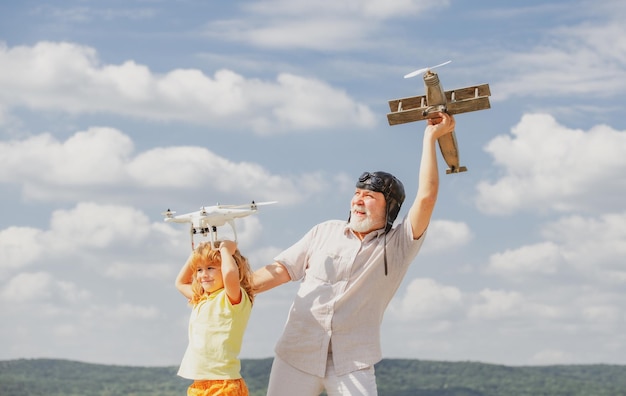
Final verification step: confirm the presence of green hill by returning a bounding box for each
[1,358,625,395]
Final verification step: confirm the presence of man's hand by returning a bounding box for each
[426,112,456,139]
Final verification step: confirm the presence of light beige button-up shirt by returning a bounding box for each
[274,216,425,377]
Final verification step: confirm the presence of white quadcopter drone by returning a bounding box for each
[162,200,277,249]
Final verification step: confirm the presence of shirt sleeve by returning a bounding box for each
[274,224,318,281]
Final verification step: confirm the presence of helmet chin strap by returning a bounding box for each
[383,204,389,276]
[383,235,388,276]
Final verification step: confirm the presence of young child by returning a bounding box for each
[175,240,255,396]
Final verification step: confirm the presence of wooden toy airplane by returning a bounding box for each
[162,201,277,249]
[387,61,491,174]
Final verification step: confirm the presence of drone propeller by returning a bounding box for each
[220,200,278,209]
[251,200,278,206]
[403,60,451,79]
[161,209,176,216]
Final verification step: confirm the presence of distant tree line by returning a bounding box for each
[1,358,626,396]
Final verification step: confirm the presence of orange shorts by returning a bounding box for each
[187,378,249,396]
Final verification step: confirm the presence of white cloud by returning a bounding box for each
[0,41,375,134]
[0,127,310,203]
[467,289,523,319]
[214,18,374,51]
[582,305,621,323]
[106,303,160,320]
[383,279,625,364]
[359,0,450,18]
[422,219,473,253]
[127,145,307,203]
[33,5,158,23]
[0,203,174,272]
[0,127,132,186]
[56,280,92,303]
[467,288,559,320]
[1,271,54,301]
[487,242,564,280]
[486,211,626,284]
[493,17,626,100]
[0,227,43,274]
[245,245,284,271]
[45,202,152,250]
[0,105,9,126]
[102,261,173,281]
[0,201,284,283]
[476,113,626,215]
[203,0,450,51]
[1,271,89,303]
[389,277,463,320]
[244,0,448,19]
[540,212,626,279]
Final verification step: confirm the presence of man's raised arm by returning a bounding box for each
[408,112,456,240]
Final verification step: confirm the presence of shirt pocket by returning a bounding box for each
[306,250,348,284]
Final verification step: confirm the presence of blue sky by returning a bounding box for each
[1,0,625,367]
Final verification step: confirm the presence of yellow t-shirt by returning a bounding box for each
[177,287,252,380]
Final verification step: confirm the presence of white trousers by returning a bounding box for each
[266,355,378,396]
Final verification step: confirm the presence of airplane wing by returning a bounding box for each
[387,84,491,126]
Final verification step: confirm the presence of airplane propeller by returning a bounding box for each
[403,60,451,79]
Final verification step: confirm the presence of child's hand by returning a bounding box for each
[219,240,237,256]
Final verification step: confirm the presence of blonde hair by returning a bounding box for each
[187,241,255,306]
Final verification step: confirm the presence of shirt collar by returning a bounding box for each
[344,223,385,240]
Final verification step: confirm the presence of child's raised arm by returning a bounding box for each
[175,252,195,300]
[219,240,243,305]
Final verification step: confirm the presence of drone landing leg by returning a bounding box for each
[210,226,219,250]
[189,224,195,250]
[227,220,238,245]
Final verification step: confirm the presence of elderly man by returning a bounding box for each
[253,112,456,396]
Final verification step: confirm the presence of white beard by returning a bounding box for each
[349,205,381,233]
[350,216,376,233]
